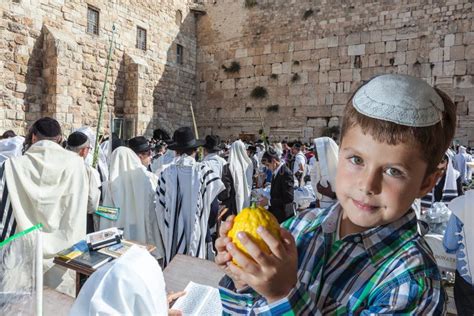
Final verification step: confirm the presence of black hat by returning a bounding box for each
[32,117,61,137]
[203,135,221,152]
[128,136,151,153]
[67,131,90,147]
[153,128,171,142]
[167,127,205,150]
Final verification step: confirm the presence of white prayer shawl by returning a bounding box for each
[85,164,101,215]
[0,136,25,166]
[228,141,253,212]
[69,246,168,316]
[202,152,227,178]
[3,140,88,296]
[454,146,471,183]
[448,190,474,283]
[156,155,224,266]
[421,155,460,209]
[99,147,164,258]
[76,126,109,182]
[310,137,339,208]
[4,140,88,257]
[152,149,176,177]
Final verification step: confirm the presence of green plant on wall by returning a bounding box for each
[251,86,268,99]
[222,61,241,73]
[303,9,314,20]
[266,104,279,113]
[245,0,257,8]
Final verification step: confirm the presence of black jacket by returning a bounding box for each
[269,164,294,223]
[218,164,237,218]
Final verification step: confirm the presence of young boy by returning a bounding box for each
[215,74,456,314]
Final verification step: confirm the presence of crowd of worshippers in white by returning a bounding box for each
[0,117,472,293]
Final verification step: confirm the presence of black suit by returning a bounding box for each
[269,164,294,223]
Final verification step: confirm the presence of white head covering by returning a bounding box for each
[100,147,162,256]
[75,126,109,181]
[353,74,444,127]
[108,146,143,182]
[0,136,25,165]
[69,246,168,316]
[228,140,253,212]
[310,137,339,207]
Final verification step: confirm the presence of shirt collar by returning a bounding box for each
[273,162,285,177]
[320,202,419,267]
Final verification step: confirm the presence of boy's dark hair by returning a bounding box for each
[1,130,16,139]
[262,147,281,162]
[340,85,457,175]
[292,142,302,149]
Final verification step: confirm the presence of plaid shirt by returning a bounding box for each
[219,203,446,315]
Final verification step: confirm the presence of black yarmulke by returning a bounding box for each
[67,131,89,147]
[128,136,151,153]
[34,117,61,137]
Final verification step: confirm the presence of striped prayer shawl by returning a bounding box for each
[421,157,459,209]
[156,156,224,266]
[0,164,16,242]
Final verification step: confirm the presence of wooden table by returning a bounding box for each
[53,241,155,297]
[163,254,225,293]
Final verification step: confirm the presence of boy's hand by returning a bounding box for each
[226,227,298,303]
[214,215,247,289]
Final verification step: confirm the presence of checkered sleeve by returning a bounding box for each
[360,275,446,315]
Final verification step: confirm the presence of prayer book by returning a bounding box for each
[71,251,113,270]
[86,227,122,250]
[56,240,89,261]
[97,240,147,259]
[172,282,222,315]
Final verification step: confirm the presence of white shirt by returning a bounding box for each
[293,152,306,175]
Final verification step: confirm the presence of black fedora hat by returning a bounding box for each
[128,136,151,153]
[203,135,221,152]
[167,127,205,150]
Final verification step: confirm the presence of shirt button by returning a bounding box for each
[354,236,361,243]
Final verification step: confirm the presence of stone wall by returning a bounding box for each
[0,0,198,137]
[195,0,474,145]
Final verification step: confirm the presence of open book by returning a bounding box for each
[172,282,222,315]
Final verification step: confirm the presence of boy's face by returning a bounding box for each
[335,125,438,234]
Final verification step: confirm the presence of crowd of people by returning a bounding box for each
[0,73,473,314]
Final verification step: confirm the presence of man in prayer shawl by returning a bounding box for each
[0,135,24,167]
[75,126,109,190]
[455,146,472,185]
[421,153,463,210]
[156,127,224,266]
[0,117,88,296]
[128,136,153,170]
[219,140,254,215]
[202,135,227,242]
[291,142,307,187]
[66,131,101,233]
[309,137,339,208]
[202,135,227,178]
[99,146,164,260]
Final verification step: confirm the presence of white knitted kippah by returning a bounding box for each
[353,74,444,127]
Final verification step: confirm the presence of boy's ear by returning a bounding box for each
[417,169,443,198]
